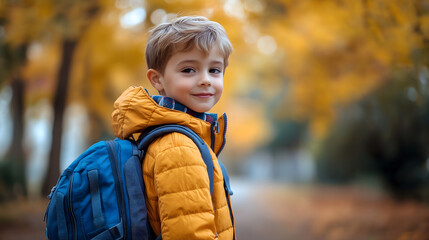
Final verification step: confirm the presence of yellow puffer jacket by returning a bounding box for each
[112,86,235,240]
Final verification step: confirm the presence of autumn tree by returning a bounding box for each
[0,2,29,199]
[1,0,106,196]
[241,0,428,136]
[41,1,100,196]
[2,0,427,198]
[316,68,429,201]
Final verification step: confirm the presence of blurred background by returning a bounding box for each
[1,0,429,239]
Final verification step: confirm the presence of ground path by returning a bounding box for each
[1,179,429,240]
[232,178,429,240]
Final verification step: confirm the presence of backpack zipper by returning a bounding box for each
[43,185,56,222]
[68,174,77,240]
[44,171,67,223]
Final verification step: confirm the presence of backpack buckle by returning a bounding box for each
[48,185,56,199]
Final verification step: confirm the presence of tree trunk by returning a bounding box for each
[41,39,77,196]
[0,75,27,200]
[9,77,25,173]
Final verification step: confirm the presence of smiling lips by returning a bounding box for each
[192,93,214,98]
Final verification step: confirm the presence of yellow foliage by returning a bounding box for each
[22,41,60,102]
[3,0,428,153]
[70,10,148,130]
[421,14,429,38]
[225,98,272,156]
[246,0,426,136]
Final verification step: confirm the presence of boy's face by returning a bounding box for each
[148,45,224,113]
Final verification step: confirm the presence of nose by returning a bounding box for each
[199,72,212,86]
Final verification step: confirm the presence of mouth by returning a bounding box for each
[192,93,214,98]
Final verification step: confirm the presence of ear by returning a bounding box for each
[147,69,164,93]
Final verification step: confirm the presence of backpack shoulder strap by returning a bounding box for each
[137,124,215,197]
[218,160,235,234]
[218,161,233,196]
[139,125,235,239]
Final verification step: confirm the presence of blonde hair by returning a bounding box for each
[145,16,233,73]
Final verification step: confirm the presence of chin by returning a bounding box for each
[191,106,212,113]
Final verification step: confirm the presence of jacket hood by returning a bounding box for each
[112,86,227,154]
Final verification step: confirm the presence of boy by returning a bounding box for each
[111,16,235,239]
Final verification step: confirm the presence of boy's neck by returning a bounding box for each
[151,95,217,124]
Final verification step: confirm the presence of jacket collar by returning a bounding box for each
[151,94,218,124]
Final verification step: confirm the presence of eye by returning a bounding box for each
[181,68,195,73]
[209,68,222,74]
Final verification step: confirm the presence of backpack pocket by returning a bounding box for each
[45,192,69,239]
[45,140,129,240]
[70,167,123,240]
[45,174,74,240]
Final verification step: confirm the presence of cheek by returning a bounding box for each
[214,79,224,93]
[166,77,191,93]
[175,81,194,92]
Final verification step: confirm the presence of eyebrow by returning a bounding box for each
[178,60,224,65]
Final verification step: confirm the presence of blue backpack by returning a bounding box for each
[44,124,233,240]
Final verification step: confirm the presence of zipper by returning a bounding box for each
[210,114,228,156]
[44,171,67,222]
[68,174,77,240]
[217,113,228,155]
[43,185,56,222]
[210,121,218,151]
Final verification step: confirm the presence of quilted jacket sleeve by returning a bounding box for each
[147,133,218,240]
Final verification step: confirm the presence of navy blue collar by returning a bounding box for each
[151,95,218,124]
